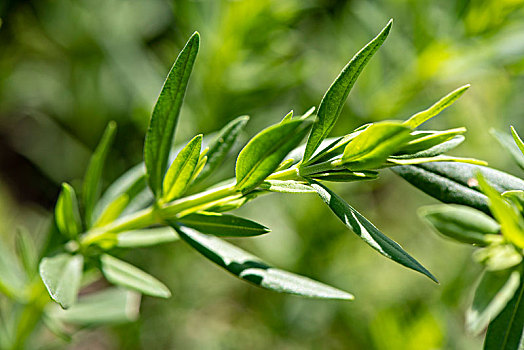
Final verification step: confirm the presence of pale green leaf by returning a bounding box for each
[502,190,524,214]
[310,170,378,182]
[419,204,500,246]
[179,212,270,237]
[303,20,392,163]
[100,254,171,298]
[171,224,354,300]
[281,110,293,123]
[511,126,524,157]
[403,85,470,128]
[83,121,117,226]
[15,228,38,277]
[310,180,437,282]
[341,121,413,170]
[93,194,130,228]
[236,119,311,192]
[473,245,523,271]
[39,254,83,309]
[55,183,82,239]
[48,287,140,325]
[162,134,202,202]
[117,227,179,248]
[387,155,486,166]
[491,128,524,170]
[467,269,520,335]
[260,180,316,193]
[144,32,199,197]
[398,128,466,154]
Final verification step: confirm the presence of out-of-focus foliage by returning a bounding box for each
[1,0,524,348]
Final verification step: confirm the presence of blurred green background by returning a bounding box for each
[1,0,524,348]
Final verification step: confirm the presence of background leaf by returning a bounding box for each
[303,20,392,162]
[491,128,524,171]
[100,254,171,298]
[310,181,437,282]
[55,183,82,239]
[117,227,179,248]
[82,121,117,227]
[39,254,83,309]
[144,32,199,197]
[171,224,354,300]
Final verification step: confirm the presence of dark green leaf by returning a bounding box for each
[117,227,179,248]
[310,180,437,282]
[171,224,354,300]
[467,268,520,335]
[83,121,117,226]
[48,288,140,325]
[100,254,171,298]
[341,121,413,170]
[55,183,82,239]
[179,212,270,237]
[236,119,311,192]
[39,254,83,309]
[162,134,202,202]
[392,162,524,215]
[260,180,316,193]
[144,32,199,197]
[303,20,392,163]
[485,267,524,350]
[491,128,524,171]
[419,204,500,246]
[196,116,249,183]
[403,85,470,128]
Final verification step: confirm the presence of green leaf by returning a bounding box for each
[310,181,437,282]
[310,170,378,182]
[491,128,524,171]
[100,254,171,298]
[403,85,470,128]
[419,204,501,246]
[196,116,249,183]
[478,173,524,248]
[93,163,147,223]
[392,162,524,215]
[39,254,83,309]
[341,121,413,170]
[117,227,179,248]
[466,268,520,335]
[260,180,316,193]
[93,194,130,228]
[178,212,270,237]
[308,126,371,164]
[503,190,524,214]
[0,238,26,299]
[511,126,524,157]
[398,128,466,155]
[171,224,354,300]
[15,228,38,277]
[236,119,311,192]
[485,267,524,350]
[144,32,200,197]
[387,155,486,166]
[281,110,293,123]
[55,183,82,239]
[474,245,523,271]
[48,287,140,325]
[303,20,392,163]
[162,134,202,202]
[83,121,117,226]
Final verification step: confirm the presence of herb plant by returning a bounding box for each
[394,127,524,349]
[0,20,484,348]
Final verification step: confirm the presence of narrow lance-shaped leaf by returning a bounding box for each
[387,155,486,166]
[403,85,470,128]
[260,180,316,193]
[340,121,413,170]
[83,121,117,226]
[162,134,202,202]
[392,135,465,159]
[93,194,130,228]
[236,119,311,192]
[303,20,393,163]
[511,126,524,157]
[491,128,524,171]
[309,180,437,282]
[178,212,270,237]
[195,115,249,183]
[55,183,82,239]
[280,110,293,123]
[310,170,378,183]
[171,224,354,300]
[100,254,171,298]
[477,173,524,248]
[466,268,521,335]
[117,227,179,248]
[39,254,83,309]
[144,32,200,197]
[485,267,524,350]
[419,204,500,246]
[397,128,466,155]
